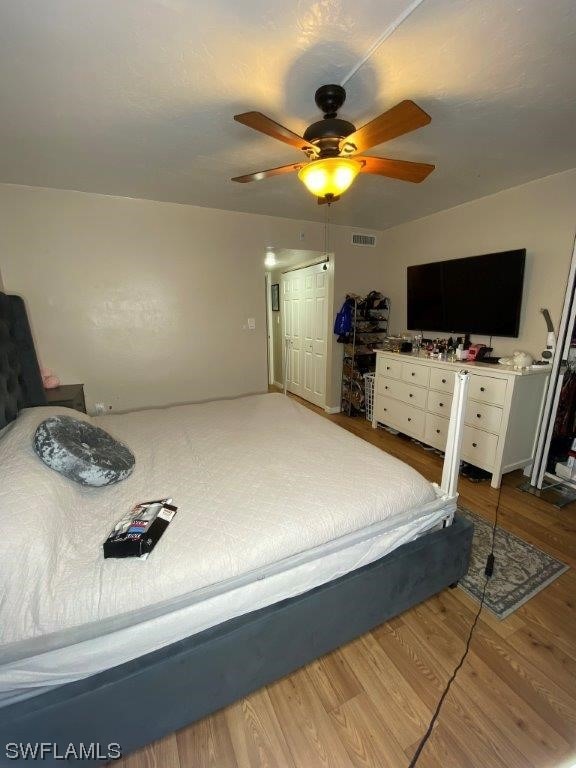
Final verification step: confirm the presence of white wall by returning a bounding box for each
[0,183,384,411]
[380,169,576,358]
[7,171,568,415]
[269,267,283,386]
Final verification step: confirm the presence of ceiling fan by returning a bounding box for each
[232,84,435,204]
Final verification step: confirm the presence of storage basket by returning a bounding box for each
[364,373,375,421]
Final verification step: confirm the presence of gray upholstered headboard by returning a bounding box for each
[0,292,46,429]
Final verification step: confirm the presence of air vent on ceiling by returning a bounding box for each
[351,233,377,247]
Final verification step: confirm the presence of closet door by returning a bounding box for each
[302,263,328,407]
[281,271,303,397]
[281,262,329,408]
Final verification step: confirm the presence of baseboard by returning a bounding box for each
[271,388,338,413]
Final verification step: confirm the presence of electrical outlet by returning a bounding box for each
[248,318,256,330]
[94,402,105,415]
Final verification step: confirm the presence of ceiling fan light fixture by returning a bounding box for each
[298,157,362,199]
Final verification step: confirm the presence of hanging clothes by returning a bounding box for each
[553,368,576,439]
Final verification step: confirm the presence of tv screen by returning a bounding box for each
[407,249,525,337]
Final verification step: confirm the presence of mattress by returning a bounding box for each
[0,393,452,702]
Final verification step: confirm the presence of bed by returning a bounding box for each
[0,292,473,765]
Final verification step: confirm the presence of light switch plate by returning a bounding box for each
[247,318,256,330]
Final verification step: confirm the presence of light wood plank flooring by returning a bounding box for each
[116,394,576,768]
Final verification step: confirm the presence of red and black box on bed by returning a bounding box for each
[103,498,178,559]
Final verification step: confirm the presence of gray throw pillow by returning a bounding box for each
[34,415,135,486]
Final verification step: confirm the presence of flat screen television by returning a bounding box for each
[407,249,526,337]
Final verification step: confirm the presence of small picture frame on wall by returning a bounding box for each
[271,283,280,312]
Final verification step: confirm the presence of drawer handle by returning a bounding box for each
[439,402,444,407]
[476,413,481,419]
[386,366,390,370]
[407,417,412,422]
[385,385,389,390]
[472,442,478,448]
[436,429,441,434]
[480,386,485,392]
[383,408,387,412]
[441,378,446,384]
[411,372,415,377]
[409,393,413,398]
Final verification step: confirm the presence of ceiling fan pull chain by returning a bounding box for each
[324,204,331,256]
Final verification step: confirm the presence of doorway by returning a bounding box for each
[265,250,333,410]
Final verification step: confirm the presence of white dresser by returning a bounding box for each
[373,351,549,488]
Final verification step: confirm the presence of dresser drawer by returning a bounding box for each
[376,376,427,409]
[461,426,499,469]
[427,389,453,417]
[375,374,395,396]
[401,362,430,388]
[469,375,507,406]
[465,400,503,435]
[378,357,402,380]
[374,395,425,439]
[429,367,455,394]
[398,382,428,409]
[374,393,396,424]
[424,413,449,450]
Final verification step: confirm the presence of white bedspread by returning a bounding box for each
[0,394,437,689]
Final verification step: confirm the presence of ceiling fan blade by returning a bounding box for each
[359,156,435,183]
[234,112,316,153]
[231,162,303,183]
[340,100,431,155]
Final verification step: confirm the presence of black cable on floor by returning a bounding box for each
[407,489,501,768]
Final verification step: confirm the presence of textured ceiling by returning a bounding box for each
[0,0,575,229]
[273,249,327,269]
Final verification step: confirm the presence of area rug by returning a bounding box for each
[457,507,569,619]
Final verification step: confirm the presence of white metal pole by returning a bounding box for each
[441,370,470,500]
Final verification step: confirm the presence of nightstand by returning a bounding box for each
[45,384,86,414]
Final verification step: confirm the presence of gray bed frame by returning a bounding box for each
[0,292,473,765]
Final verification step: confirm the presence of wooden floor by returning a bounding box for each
[117,394,576,768]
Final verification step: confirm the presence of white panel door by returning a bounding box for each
[282,262,329,407]
[302,264,328,406]
[282,271,303,397]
